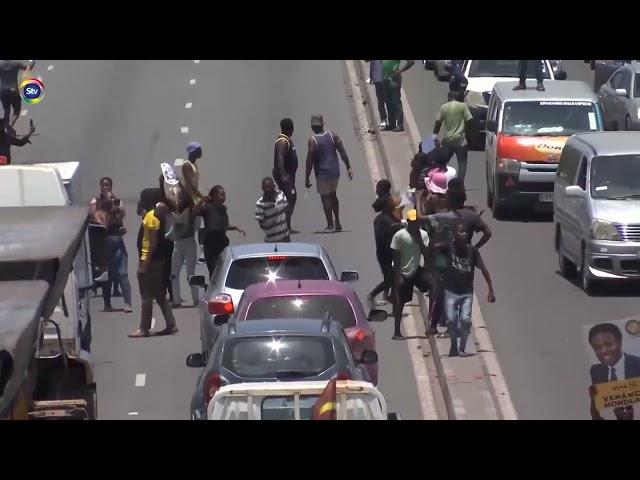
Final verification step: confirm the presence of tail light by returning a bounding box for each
[205,372,222,405]
[208,294,234,315]
[354,329,366,342]
[337,372,351,381]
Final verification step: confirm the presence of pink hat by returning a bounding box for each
[425,170,448,194]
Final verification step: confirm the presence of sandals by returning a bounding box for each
[128,329,150,338]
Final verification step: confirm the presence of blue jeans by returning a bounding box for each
[103,235,132,308]
[444,290,473,352]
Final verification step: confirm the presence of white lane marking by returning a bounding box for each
[21,109,28,116]
[47,65,54,71]
[128,411,139,416]
[135,373,146,387]
[189,78,196,85]
[151,317,156,329]
[180,126,189,134]
[397,71,518,421]
[194,60,200,64]
[185,102,193,109]
[345,59,439,420]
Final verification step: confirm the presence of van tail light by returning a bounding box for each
[337,372,351,381]
[208,294,234,315]
[354,329,366,342]
[205,372,222,405]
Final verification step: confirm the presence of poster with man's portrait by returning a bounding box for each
[583,318,640,420]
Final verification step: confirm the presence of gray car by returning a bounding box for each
[598,62,640,131]
[188,242,358,360]
[186,317,378,420]
[554,131,640,295]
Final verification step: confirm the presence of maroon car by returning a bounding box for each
[233,280,386,385]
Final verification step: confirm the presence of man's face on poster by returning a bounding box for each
[590,332,623,366]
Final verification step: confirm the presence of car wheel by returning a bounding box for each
[581,246,596,295]
[625,115,631,131]
[556,229,576,278]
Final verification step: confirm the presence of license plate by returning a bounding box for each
[539,193,554,202]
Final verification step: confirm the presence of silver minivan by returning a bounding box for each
[554,131,640,294]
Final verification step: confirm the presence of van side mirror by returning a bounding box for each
[87,223,109,284]
[615,88,628,98]
[186,353,206,368]
[486,120,498,133]
[340,271,359,283]
[565,186,586,198]
[189,275,207,288]
[555,70,567,80]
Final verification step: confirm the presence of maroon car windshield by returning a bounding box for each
[245,295,357,328]
[225,257,329,290]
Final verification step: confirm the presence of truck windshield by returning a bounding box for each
[502,101,600,136]
[590,154,640,199]
[468,60,551,79]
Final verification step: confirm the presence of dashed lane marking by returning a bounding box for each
[135,374,146,387]
[185,102,193,109]
[189,78,196,85]
[128,411,139,416]
[47,65,54,71]
[194,60,200,64]
[180,126,189,134]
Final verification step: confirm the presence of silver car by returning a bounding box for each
[188,242,358,359]
[554,132,640,295]
[598,62,640,131]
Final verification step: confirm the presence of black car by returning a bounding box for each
[186,317,378,420]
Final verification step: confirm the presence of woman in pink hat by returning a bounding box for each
[418,169,449,217]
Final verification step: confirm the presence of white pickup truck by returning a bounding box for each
[207,380,399,420]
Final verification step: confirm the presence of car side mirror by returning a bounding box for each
[615,88,628,97]
[486,120,498,133]
[189,275,207,288]
[186,353,206,368]
[359,350,379,365]
[368,309,387,322]
[555,70,567,80]
[565,185,586,198]
[213,314,231,326]
[340,271,359,283]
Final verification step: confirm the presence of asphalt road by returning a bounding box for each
[402,61,640,419]
[12,60,423,419]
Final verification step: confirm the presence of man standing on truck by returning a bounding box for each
[513,60,545,92]
[0,59,35,126]
[0,117,35,165]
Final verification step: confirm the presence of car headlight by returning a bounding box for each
[591,219,621,241]
[465,90,487,109]
[497,158,521,174]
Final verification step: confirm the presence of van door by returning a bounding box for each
[565,156,589,261]
[485,95,500,191]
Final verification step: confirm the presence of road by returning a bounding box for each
[13,60,424,419]
[402,61,640,419]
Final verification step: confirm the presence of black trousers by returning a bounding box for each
[386,76,404,128]
[518,60,543,85]
[370,254,393,298]
[274,173,297,228]
[204,231,229,279]
[373,82,390,123]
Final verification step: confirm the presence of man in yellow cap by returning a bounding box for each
[390,208,431,339]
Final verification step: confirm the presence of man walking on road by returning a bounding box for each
[366,60,391,129]
[434,90,473,186]
[255,177,290,243]
[383,60,415,132]
[169,190,199,308]
[390,209,431,340]
[433,221,495,357]
[0,60,34,126]
[513,60,545,92]
[273,118,299,234]
[128,201,178,338]
[305,115,353,233]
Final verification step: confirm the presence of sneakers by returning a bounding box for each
[124,304,133,313]
[393,125,405,133]
[379,120,388,129]
[512,84,526,91]
[536,83,545,92]
[392,333,405,340]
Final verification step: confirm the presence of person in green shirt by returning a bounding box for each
[382,60,415,132]
[433,90,473,186]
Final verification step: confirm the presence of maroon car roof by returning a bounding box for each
[240,279,357,303]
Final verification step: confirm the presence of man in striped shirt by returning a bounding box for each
[255,177,291,243]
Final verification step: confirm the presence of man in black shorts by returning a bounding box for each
[390,209,431,339]
[0,60,34,126]
[273,118,299,234]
